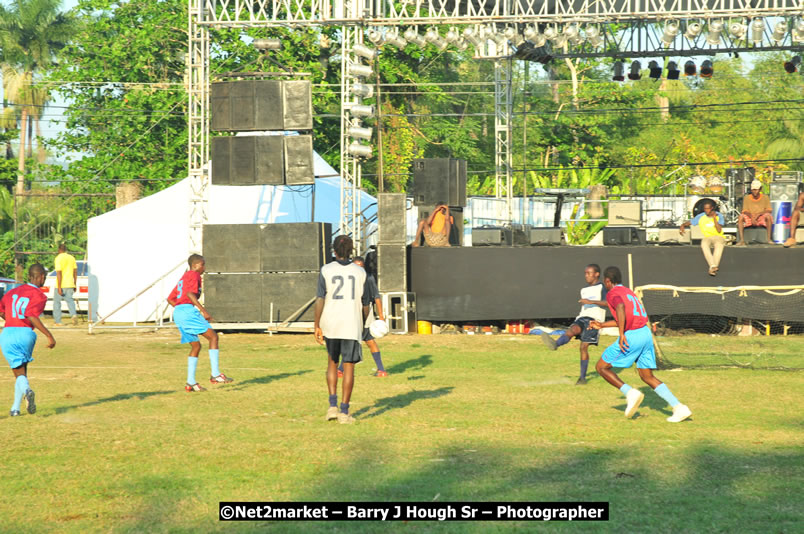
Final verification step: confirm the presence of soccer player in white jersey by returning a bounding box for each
[541,264,608,385]
[314,236,371,424]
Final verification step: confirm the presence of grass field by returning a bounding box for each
[1,327,802,533]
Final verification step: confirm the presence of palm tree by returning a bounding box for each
[0,0,76,194]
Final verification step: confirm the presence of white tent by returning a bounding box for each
[86,154,376,323]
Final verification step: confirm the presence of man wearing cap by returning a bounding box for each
[736,180,772,246]
[783,191,804,248]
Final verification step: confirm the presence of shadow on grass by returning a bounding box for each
[49,390,175,416]
[386,354,433,375]
[228,370,313,390]
[352,386,453,419]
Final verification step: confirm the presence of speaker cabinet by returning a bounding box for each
[608,201,642,226]
[377,243,407,292]
[204,273,263,322]
[203,224,262,272]
[657,228,691,245]
[770,182,801,202]
[211,136,284,186]
[378,193,406,243]
[211,80,311,132]
[529,227,562,245]
[284,135,314,185]
[261,272,318,322]
[260,223,332,272]
[410,158,467,207]
[472,226,511,246]
[727,167,756,195]
[603,227,645,245]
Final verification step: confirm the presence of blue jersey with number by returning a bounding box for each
[0,283,46,329]
[317,260,369,340]
[606,285,648,331]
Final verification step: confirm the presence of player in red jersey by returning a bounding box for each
[0,264,56,416]
[167,254,232,392]
[590,266,692,422]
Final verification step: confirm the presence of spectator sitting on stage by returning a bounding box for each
[680,200,726,277]
[736,180,772,246]
[412,203,452,247]
[783,191,804,248]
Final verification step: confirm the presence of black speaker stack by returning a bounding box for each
[202,223,331,323]
[409,158,467,247]
[210,80,314,186]
[377,193,407,293]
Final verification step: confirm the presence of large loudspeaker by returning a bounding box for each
[204,274,263,322]
[472,226,511,246]
[260,223,332,272]
[608,201,642,226]
[211,136,285,185]
[770,182,801,202]
[261,272,318,322]
[377,243,406,292]
[410,158,467,207]
[203,224,262,272]
[529,227,562,245]
[727,167,756,194]
[603,227,646,245]
[210,80,312,132]
[284,135,314,185]
[378,193,406,243]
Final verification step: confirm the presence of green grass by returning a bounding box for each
[1,329,802,533]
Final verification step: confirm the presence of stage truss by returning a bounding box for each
[188,0,804,251]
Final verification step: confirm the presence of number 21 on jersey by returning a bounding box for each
[331,275,356,300]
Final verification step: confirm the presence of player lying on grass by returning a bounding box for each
[0,264,56,417]
[167,254,232,392]
[338,256,388,378]
[541,264,607,385]
[590,266,692,423]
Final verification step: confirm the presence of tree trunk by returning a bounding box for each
[657,79,670,122]
[27,117,33,158]
[564,57,579,110]
[35,117,46,163]
[17,108,28,195]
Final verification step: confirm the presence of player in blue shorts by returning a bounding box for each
[541,264,607,385]
[590,266,692,422]
[0,264,56,416]
[167,254,232,392]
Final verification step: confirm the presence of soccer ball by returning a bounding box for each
[369,319,389,339]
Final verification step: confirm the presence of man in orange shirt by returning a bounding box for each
[736,180,772,246]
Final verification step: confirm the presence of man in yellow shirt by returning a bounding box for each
[736,180,772,246]
[679,200,726,276]
[53,244,78,326]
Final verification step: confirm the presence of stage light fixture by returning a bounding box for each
[729,21,747,40]
[661,22,679,47]
[348,142,372,158]
[353,43,378,60]
[350,104,375,117]
[648,60,662,79]
[462,27,483,47]
[543,26,559,42]
[351,83,374,98]
[784,55,802,73]
[348,125,373,140]
[684,60,697,76]
[706,21,724,46]
[612,61,625,82]
[445,27,460,43]
[425,28,449,51]
[253,38,281,51]
[627,61,642,80]
[700,59,714,78]
[563,25,584,45]
[403,28,427,48]
[585,26,603,48]
[667,61,680,80]
[684,22,702,41]
[750,18,765,44]
[772,21,787,43]
[455,38,469,52]
[367,29,384,45]
[348,63,373,78]
[385,30,407,49]
[793,21,804,43]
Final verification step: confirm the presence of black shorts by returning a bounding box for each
[325,338,363,364]
[362,327,373,342]
[572,317,600,345]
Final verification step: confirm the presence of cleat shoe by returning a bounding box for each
[373,370,388,377]
[337,412,355,424]
[667,404,692,423]
[540,332,558,351]
[337,369,343,378]
[326,406,339,421]
[210,374,233,384]
[624,389,645,418]
[24,389,36,415]
[9,410,20,417]
[185,383,207,392]
[575,377,587,385]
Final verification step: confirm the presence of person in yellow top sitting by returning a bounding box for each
[53,244,78,326]
[412,204,453,247]
[679,200,726,276]
[736,180,772,246]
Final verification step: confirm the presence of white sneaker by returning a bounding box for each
[624,389,645,418]
[326,406,339,421]
[667,404,692,423]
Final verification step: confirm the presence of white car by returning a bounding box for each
[44,260,90,313]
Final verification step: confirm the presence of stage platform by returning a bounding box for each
[409,245,804,322]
